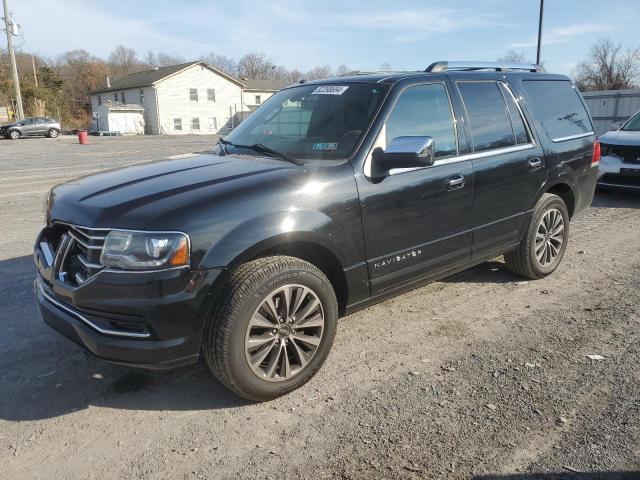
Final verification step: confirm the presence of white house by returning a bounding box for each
[90,61,288,135]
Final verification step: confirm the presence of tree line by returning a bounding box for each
[1,38,638,129]
[0,45,358,129]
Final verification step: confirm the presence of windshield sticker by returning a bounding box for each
[311,86,349,95]
[313,142,338,151]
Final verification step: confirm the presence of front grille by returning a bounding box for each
[48,223,109,286]
[601,143,640,164]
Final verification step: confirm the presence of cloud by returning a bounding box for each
[511,23,612,48]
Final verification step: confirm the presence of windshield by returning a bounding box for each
[223,83,389,160]
[621,111,640,131]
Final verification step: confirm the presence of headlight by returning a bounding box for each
[100,230,190,270]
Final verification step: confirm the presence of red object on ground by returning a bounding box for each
[77,130,89,145]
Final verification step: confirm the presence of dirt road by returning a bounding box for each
[0,137,638,479]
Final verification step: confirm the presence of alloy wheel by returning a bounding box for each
[535,208,565,267]
[244,284,324,382]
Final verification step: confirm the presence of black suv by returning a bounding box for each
[35,61,599,401]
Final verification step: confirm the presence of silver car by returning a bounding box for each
[597,109,640,191]
[0,117,62,140]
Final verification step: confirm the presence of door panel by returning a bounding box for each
[471,147,545,254]
[358,82,474,295]
[362,161,474,293]
[454,80,546,256]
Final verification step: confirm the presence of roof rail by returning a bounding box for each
[339,70,416,77]
[426,61,546,73]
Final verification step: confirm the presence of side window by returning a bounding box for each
[174,118,182,131]
[458,81,515,152]
[385,83,457,159]
[499,83,529,145]
[121,91,126,104]
[139,89,145,104]
[207,89,216,101]
[189,88,198,102]
[520,80,593,141]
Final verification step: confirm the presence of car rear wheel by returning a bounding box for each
[7,130,20,140]
[504,193,569,279]
[47,128,60,138]
[203,256,338,402]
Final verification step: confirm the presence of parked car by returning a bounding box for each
[34,61,599,401]
[597,109,640,191]
[1,117,61,139]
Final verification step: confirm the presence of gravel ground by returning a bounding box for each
[0,135,638,480]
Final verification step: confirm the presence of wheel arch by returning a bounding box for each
[532,180,576,218]
[231,235,349,315]
[545,182,576,217]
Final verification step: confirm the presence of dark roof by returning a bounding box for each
[91,61,245,93]
[242,78,290,91]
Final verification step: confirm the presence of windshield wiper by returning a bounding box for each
[219,139,303,166]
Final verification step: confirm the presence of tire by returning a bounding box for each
[47,128,60,138]
[504,193,570,280]
[7,130,20,140]
[203,256,338,402]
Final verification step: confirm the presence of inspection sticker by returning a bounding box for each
[311,85,349,95]
[312,142,338,151]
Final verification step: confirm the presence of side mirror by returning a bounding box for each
[610,121,623,131]
[372,136,435,170]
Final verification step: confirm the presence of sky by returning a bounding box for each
[6,0,640,75]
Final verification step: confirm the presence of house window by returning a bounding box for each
[114,92,119,102]
[255,95,261,104]
[191,117,200,131]
[97,95,102,106]
[189,88,198,102]
[210,117,217,131]
[121,91,126,104]
[174,118,182,131]
[207,89,216,101]
[139,89,144,104]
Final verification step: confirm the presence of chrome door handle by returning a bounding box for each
[446,174,465,190]
[528,158,543,170]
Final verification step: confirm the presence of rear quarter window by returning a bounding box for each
[520,80,593,141]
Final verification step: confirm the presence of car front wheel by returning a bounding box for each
[7,130,20,140]
[47,128,60,138]
[203,256,338,402]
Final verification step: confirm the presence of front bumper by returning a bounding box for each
[34,234,226,368]
[597,155,640,191]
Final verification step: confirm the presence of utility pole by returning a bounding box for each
[536,0,544,65]
[32,54,38,87]
[2,0,24,120]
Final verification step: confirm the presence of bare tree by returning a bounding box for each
[305,65,333,81]
[108,45,140,77]
[335,64,350,76]
[497,50,528,63]
[237,52,276,79]
[145,50,158,68]
[574,38,640,91]
[287,69,304,84]
[378,62,392,71]
[202,52,237,76]
[157,52,185,67]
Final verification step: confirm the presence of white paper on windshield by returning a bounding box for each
[311,86,349,95]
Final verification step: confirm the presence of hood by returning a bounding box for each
[48,153,303,229]
[1,121,18,128]
[599,129,640,146]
